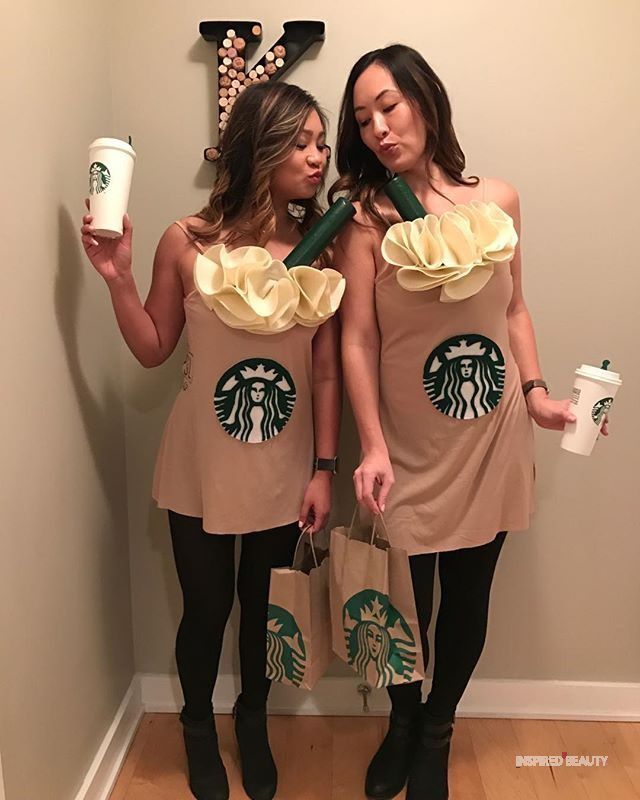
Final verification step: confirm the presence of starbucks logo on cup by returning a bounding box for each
[89,162,111,195]
[214,358,296,443]
[592,397,613,426]
[423,334,505,420]
[343,589,417,688]
[266,605,306,687]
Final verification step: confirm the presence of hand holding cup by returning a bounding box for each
[81,198,133,285]
[526,393,576,431]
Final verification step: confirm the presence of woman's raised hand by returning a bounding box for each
[80,198,133,284]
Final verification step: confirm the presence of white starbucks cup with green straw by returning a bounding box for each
[88,137,136,238]
[561,360,621,456]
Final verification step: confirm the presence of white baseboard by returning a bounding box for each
[73,677,144,800]
[140,672,640,721]
[75,672,640,800]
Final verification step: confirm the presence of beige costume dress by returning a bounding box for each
[152,222,316,534]
[374,178,535,554]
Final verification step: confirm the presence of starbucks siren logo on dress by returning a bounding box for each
[214,358,296,443]
[423,333,505,420]
[89,162,111,195]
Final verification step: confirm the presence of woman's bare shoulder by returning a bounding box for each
[483,176,519,211]
[179,214,208,229]
[155,216,206,260]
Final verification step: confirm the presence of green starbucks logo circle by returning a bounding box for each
[214,358,296,443]
[343,589,417,688]
[266,604,306,687]
[592,397,613,426]
[89,161,111,195]
[423,333,505,419]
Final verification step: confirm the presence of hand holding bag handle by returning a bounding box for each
[346,504,391,549]
[291,523,320,573]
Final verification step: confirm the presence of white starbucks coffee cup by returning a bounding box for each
[88,137,136,238]
[561,362,621,456]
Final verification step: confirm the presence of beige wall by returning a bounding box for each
[2,2,639,796]
[0,2,135,799]
[116,0,639,683]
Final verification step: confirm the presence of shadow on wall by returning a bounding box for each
[55,205,129,520]
[54,204,134,681]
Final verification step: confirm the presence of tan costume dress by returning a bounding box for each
[374,178,535,554]
[152,222,315,534]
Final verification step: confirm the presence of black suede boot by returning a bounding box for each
[406,708,455,800]
[365,707,421,800]
[233,695,277,800]
[179,707,229,800]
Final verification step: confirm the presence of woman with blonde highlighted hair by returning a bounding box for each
[81,81,342,800]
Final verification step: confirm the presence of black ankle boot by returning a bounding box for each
[406,708,455,800]
[365,708,420,800]
[179,707,229,800]
[233,695,277,800]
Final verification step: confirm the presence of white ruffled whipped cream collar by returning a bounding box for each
[194,243,345,334]
[381,200,518,302]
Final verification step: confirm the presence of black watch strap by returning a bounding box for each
[522,379,549,397]
[314,456,339,474]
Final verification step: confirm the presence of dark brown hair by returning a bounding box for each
[189,81,331,262]
[328,44,478,229]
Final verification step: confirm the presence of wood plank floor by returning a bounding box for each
[109,713,640,799]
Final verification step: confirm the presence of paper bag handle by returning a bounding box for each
[346,504,390,546]
[292,523,319,570]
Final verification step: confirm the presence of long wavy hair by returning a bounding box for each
[328,44,479,230]
[188,82,331,264]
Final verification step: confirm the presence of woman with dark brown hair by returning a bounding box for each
[330,44,601,800]
[81,82,343,800]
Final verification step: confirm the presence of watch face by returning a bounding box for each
[316,458,337,472]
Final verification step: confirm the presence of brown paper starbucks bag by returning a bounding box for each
[266,528,332,691]
[330,508,423,689]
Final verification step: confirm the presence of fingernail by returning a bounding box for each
[381,504,385,512]
[298,520,303,528]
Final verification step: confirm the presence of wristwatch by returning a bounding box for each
[522,379,549,397]
[314,456,339,474]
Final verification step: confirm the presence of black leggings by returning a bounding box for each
[388,531,508,719]
[168,510,299,721]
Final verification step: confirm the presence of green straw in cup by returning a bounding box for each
[283,197,356,268]
[382,174,426,221]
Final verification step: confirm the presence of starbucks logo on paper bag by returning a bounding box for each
[89,162,111,195]
[266,604,306,687]
[592,397,613,426]
[423,334,505,420]
[214,358,296,443]
[343,589,417,688]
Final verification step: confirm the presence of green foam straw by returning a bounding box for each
[284,197,356,268]
[383,174,426,221]
[601,359,611,371]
